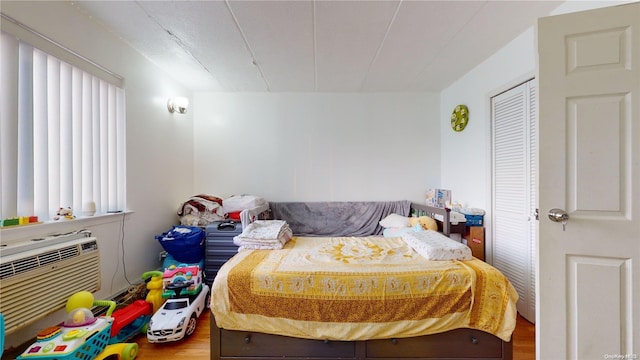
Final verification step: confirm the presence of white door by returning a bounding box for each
[537,3,639,360]
[491,79,537,323]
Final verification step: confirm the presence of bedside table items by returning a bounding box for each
[425,189,451,208]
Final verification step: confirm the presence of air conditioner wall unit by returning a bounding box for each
[0,232,101,335]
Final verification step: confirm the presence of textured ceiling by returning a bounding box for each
[74,0,562,92]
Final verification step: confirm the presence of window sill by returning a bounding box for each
[0,211,133,244]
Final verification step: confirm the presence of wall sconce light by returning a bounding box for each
[167,97,189,114]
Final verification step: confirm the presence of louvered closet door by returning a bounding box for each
[491,80,536,323]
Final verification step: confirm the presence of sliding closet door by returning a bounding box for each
[491,79,536,323]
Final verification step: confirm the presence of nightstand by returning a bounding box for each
[463,226,485,261]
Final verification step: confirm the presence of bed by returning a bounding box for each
[209,201,517,360]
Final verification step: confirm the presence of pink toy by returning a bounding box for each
[162,264,203,298]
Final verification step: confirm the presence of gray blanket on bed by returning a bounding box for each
[269,201,411,236]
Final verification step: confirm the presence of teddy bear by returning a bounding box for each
[409,215,438,231]
[54,207,76,221]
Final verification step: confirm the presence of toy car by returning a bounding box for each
[146,282,210,343]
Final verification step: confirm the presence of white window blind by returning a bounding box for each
[0,31,126,221]
[527,83,536,320]
[491,79,536,323]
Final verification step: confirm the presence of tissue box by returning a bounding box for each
[426,189,451,208]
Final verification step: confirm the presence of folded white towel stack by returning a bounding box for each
[234,220,293,251]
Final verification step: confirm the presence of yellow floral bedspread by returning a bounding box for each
[211,236,518,342]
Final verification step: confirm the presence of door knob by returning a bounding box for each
[547,208,569,223]
[548,208,569,230]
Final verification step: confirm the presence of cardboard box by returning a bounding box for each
[463,226,485,261]
[426,189,451,208]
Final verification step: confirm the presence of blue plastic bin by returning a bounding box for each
[464,214,484,226]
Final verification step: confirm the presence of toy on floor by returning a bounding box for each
[142,271,165,314]
[161,264,204,298]
[147,264,210,343]
[17,291,140,360]
[0,313,4,358]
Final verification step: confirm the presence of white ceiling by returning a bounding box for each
[73,0,562,92]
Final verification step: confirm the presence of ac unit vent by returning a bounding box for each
[38,250,62,266]
[59,244,81,260]
[0,236,101,335]
[10,257,38,277]
[0,242,88,280]
[0,263,13,279]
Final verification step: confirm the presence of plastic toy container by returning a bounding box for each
[17,319,111,359]
[156,226,205,263]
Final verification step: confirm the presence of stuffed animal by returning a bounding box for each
[409,216,438,231]
[54,207,75,221]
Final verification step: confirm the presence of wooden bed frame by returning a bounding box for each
[210,203,512,360]
[411,203,466,237]
[210,316,512,360]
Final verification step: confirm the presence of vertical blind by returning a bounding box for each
[491,79,536,323]
[527,83,536,321]
[0,31,126,221]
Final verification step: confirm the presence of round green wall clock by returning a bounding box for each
[451,104,469,132]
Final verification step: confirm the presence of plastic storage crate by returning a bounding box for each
[464,214,484,226]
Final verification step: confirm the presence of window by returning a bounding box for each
[0,31,126,221]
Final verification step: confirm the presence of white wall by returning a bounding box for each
[193,92,441,203]
[438,0,632,248]
[440,28,537,211]
[1,1,194,348]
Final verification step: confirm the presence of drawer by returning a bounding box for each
[365,329,503,358]
[220,330,355,358]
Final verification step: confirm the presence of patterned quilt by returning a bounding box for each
[211,236,518,342]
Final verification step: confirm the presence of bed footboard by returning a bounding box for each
[210,315,512,360]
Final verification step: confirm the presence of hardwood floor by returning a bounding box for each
[133,312,536,359]
[135,312,211,359]
[512,314,536,360]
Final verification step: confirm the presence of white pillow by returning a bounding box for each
[402,230,472,261]
[379,213,411,228]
